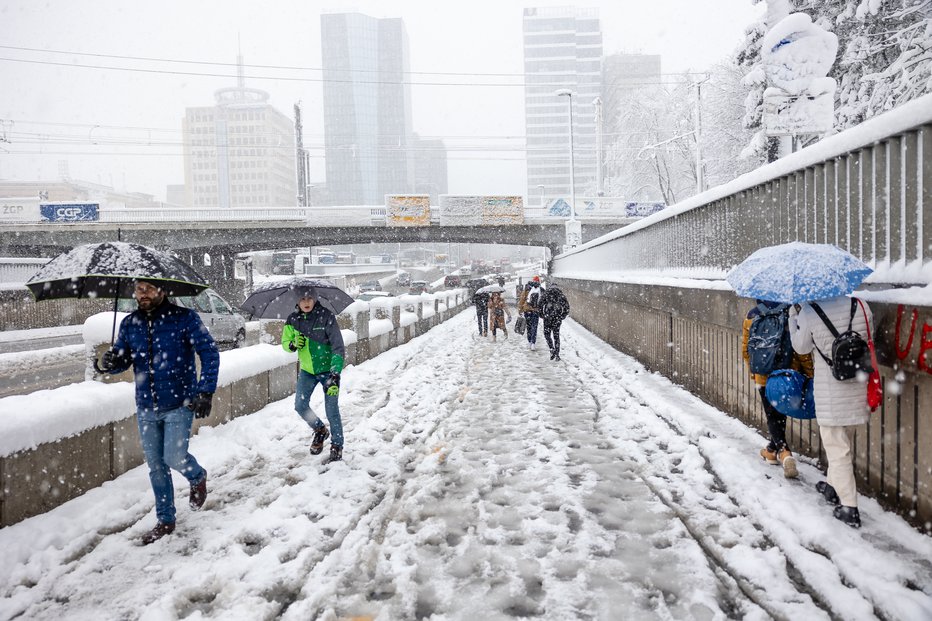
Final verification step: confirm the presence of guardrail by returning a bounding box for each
[554,93,932,285]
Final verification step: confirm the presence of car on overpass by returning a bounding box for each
[357,291,393,302]
[360,280,382,293]
[444,274,462,288]
[408,280,430,294]
[118,288,246,349]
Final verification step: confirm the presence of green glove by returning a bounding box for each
[324,372,340,397]
[294,334,307,350]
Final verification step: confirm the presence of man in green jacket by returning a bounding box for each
[282,292,346,461]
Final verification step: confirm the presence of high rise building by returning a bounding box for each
[411,134,448,204]
[182,57,296,208]
[523,6,602,206]
[321,12,414,205]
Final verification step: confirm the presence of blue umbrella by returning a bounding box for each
[726,242,872,303]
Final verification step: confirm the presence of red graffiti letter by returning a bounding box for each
[919,323,932,374]
[894,304,919,361]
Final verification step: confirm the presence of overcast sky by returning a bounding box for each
[0,0,763,201]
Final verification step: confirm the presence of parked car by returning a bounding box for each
[444,274,462,288]
[357,291,392,302]
[409,280,429,294]
[396,272,411,287]
[359,280,382,292]
[117,288,246,349]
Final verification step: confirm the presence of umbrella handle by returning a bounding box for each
[110,291,119,346]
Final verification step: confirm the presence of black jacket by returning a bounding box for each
[540,287,570,322]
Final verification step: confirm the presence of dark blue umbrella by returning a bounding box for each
[726,242,872,303]
[241,277,354,319]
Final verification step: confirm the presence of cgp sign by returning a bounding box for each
[39,202,99,222]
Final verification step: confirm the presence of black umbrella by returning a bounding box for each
[25,241,210,343]
[241,277,354,319]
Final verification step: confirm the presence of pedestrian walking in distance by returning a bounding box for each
[790,296,873,528]
[518,276,543,350]
[473,288,490,337]
[487,291,511,341]
[540,283,570,361]
[95,279,219,545]
[283,292,346,462]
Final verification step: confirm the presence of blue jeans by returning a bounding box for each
[525,312,540,344]
[295,370,344,447]
[137,405,206,524]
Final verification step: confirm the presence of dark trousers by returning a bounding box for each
[759,386,788,452]
[543,319,562,356]
[475,306,488,334]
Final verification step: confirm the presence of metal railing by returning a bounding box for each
[553,93,932,285]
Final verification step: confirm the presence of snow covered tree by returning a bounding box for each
[737,0,932,162]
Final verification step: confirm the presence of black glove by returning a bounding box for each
[324,372,340,397]
[189,392,213,419]
[95,349,117,374]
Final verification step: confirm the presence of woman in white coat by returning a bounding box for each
[789,295,873,528]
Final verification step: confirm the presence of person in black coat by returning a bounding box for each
[540,283,570,360]
[473,289,490,336]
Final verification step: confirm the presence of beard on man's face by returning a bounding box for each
[136,291,164,311]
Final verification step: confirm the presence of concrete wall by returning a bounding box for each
[561,278,932,532]
[0,293,469,527]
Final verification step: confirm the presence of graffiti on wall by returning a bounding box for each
[892,304,932,374]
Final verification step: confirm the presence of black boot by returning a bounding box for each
[833,505,861,528]
[328,444,343,462]
[310,426,330,455]
[816,481,840,505]
[141,521,175,545]
[189,475,207,510]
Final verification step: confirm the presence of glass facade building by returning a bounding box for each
[522,7,602,205]
[321,13,414,205]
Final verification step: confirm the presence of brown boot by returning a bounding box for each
[141,521,175,545]
[777,448,798,479]
[760,447,778,465]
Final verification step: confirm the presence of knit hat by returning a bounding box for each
[532,276,540,282]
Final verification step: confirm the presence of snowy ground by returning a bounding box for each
[1,309,931,621]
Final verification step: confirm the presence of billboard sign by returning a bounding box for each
[0,197,41,222]
[625,202,666,217]
[385,195,431,227]
[39,202,100,222]
[439,195,524,226]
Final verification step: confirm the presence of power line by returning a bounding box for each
[0,44,714,80]
[0,56,704,88]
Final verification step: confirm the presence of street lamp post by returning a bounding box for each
[555,89,581,249]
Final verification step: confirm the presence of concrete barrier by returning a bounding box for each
[560,278,932,532]
[0,292,469,527]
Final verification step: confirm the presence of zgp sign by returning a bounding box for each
[39,203,100,222]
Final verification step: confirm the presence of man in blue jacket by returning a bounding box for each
[96,279,220,544]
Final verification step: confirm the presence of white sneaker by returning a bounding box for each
[531,343,536,351]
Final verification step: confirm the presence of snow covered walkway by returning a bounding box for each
[1,309,931,620]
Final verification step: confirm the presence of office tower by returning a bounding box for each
[321,12,414,205]
[182,56,296,208]
[523,6,602,206]
[412,134,448,204]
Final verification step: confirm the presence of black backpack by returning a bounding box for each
[747,303,793,375]
[809,299,874,381]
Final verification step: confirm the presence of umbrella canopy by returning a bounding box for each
[726,242,872,304]
[476,284,505,294]
[241,277,354,319]
[26,241,210,300]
